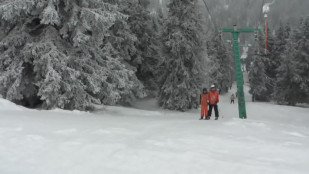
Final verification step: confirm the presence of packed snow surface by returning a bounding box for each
[0,85,308,174]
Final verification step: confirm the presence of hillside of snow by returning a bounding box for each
[0,85,308,174]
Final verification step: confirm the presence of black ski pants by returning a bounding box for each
[208,104,219,118]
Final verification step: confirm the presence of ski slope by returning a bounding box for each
[0,85,308,174]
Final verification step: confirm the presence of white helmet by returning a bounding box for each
[211,84,215,88]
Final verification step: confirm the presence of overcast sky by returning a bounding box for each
[150,0,309,28]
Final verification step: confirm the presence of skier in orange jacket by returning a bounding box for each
[200,88,209,120]
[208,85,219,120]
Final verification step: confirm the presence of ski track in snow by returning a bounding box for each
[0,84,309,174]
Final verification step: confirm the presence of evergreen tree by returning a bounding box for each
[122,0,163,94]
[274,22,289,61]
[158,0,205,111]
[274,40,304,106]
[246,42,255,74]
[105,0,138,63]
[249,51,267,102]
[294,16,309,103]
[274,16,309,105]
[293,18,304,42]
[0,0,145,110]
[206,39,222,90]
[285,22,291,39]
[254,27,276,101]
[248,33,270,101]
[207,33,234,93]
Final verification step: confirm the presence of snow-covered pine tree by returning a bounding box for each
[253,27,275,101]
[246,42,255,74]
[101,1,148,105]
[158,0,205,111]
[207,32,234,93]
[269,22,290,100]
[285,22,291,39]
[274,40,304,106]
[249,50,267,102]
[206,39,223,90]
[104,0,138,63]
[293,18,304,42]
[294,16,309,103]
[273,22,289,63]
[0,0,144,110]
[122,0,163,95]
[248,33,270,101]
[264,28,277,101]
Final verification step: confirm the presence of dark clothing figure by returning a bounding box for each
[230,94,235,104]
[208,104,219,118]
[252,94,255,102]
[208,85,219,119]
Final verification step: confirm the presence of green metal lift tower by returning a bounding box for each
[222,25,261,119]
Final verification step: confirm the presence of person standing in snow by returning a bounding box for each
[208,85,219,120]
[230,94,235,104]
[200,88,209,120]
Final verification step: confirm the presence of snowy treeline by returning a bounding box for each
[0,0,233,111]
[249,17,309,106]
[0,0,152,110]
[1,0,306,111]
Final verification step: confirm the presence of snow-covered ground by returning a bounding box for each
[0,85,309,174]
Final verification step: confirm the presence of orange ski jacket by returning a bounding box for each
[208,91,219,105]
[200,93,209,106]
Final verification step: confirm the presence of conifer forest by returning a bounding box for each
[0,0,308,111]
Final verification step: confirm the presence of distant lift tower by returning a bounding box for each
[222,25,261,119]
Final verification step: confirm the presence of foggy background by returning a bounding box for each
[150,0,309,28]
